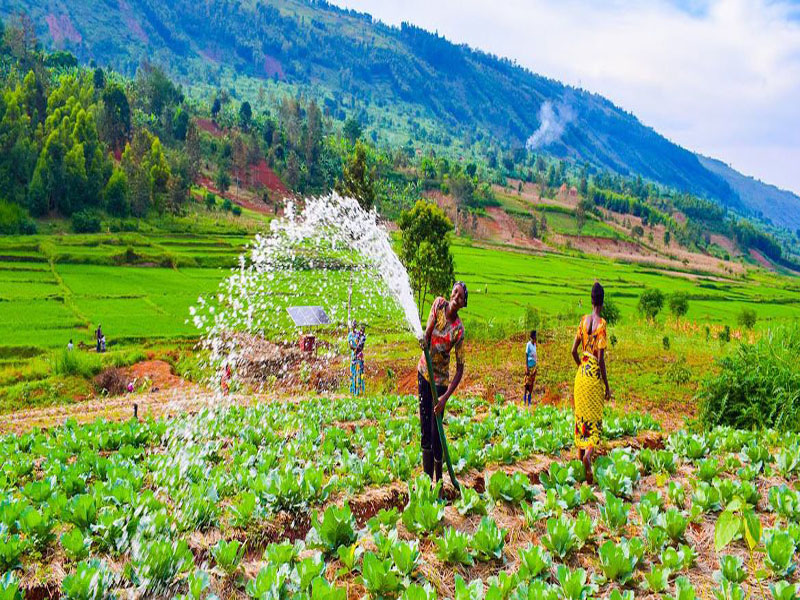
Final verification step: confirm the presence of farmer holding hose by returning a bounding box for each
[417,281,467,485]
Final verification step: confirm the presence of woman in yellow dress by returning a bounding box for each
[571,282,611,483]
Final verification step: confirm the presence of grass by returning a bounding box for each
[1,213,800,412]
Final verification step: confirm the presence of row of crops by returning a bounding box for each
[2,392,799,598]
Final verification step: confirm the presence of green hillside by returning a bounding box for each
[1,0,740,205]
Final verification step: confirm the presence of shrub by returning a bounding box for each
[222,198,233,212]
[718,325,731,343]
[93,368,130,396]
[669,292,689,322]
[738,308,757,330]
[662,336,670,350]
[524,305,540,330]
[51,350,103,378]
[699,325,800,431]
[0,199,37,234]
[204,192,216,210]
[72,210,102,233]
[232,205,242,216]
[104,168,129,217]
[638,289,664,321]
[602,297,621,325]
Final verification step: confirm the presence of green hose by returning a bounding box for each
[422,344,461,495]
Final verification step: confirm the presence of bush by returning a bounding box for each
[718,325,731,343]
[668,292,689,321]
[662,336,670,350]
[51,350,103,378]
[72,210,102,233]
[93,368,130,396]
[232,205,242,217]
[638,289,664,321]
[524,306,540,330]
[104,168,129,217]
[699,325,800,431]
[222,198,233,212]
[602,297,620,326]
[738,308,757,330]
[666,357,691,385]
[0,199,37,234]
[204,192,216,210]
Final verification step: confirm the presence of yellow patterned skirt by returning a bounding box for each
[573,353,604,449]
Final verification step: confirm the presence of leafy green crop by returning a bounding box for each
[599,491,629,533]
[435,528,473,566]
[308,505,357,554]
[765,530,797,577]
[211,539,244,575]
[454,488,487,516]
[598,539,636,584]
[361,552,402,598]
[716,554,747,585]
[517,544,551,581]
[61,559,114,600]
[131,539,194,592]
[470,517,505,562]
[0,534,25,572]
[391,540,420,577]
[487,470,534,504]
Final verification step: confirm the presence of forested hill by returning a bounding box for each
[1,0,742,205]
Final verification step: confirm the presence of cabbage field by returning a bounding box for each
[1,391,799,599]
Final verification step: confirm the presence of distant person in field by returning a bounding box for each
[220,362,232,395]
[100,335,106,353]
[571,282,611,484]
[67,339,74,351]
[523,330,538,405]
[95,324,103,352]
[348,321,365,396]
[418,281,467,485]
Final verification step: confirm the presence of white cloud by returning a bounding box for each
[331,0,800,195]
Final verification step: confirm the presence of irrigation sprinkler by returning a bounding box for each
[422,344,460,495]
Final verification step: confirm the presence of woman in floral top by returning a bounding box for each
[417,281,468,485]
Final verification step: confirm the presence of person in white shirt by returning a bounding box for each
[67,339,74,351]
[524,330,538,405]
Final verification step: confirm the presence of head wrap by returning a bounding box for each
[591,282,604,307]
[455,281,468,307]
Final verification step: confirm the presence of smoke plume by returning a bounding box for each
[525,100,576,150]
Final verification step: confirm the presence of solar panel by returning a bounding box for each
[286,305,331,327]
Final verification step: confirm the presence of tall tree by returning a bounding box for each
[336,140,375,210]
[100,83,131,152]
[398,200,455,314]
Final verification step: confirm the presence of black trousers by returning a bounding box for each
[418,372,446,461]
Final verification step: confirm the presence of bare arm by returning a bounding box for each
[571,335,581,366]
[599,349,611,399]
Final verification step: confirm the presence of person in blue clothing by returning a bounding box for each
[348,321,365,395]
[523,330,538,405]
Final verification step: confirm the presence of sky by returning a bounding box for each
[331,0,800,195]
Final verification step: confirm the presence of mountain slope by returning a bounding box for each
[697,155,800,230]
[0,0,741,206]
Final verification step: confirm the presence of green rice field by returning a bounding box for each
[1,230,799,357]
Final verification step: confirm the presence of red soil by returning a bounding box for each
[127,360,189,392]
[117,0,148,43]
[45,13,82,45]
[263,55,285,79]
[196,118,224,137]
